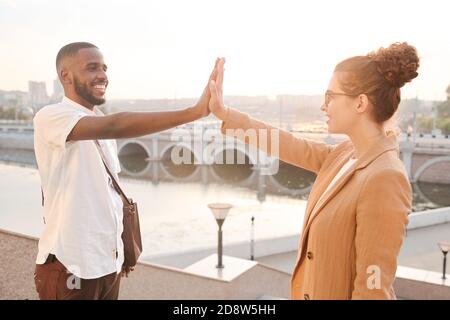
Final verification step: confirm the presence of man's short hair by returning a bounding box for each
[55,42,98,71]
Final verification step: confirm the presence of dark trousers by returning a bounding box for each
[34,255,121,300]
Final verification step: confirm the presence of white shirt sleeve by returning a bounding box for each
[33,105,88,149]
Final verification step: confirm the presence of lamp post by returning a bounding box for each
[208,203,232,269]
[438,241,450,280]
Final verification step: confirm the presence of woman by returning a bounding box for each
[208,42,419,300]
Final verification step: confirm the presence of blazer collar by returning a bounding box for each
[299,130,400,246]
[353,130,400,171]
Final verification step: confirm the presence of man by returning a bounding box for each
[33,42,217,300]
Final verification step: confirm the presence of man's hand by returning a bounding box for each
[121,265,135,278]
[208,58,228,120]
[191,58,220,118]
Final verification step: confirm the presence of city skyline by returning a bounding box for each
[1,0,449,101]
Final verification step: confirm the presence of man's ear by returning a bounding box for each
[355,94,370,114]
[59,68,72,85]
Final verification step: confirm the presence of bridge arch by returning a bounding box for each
[159,142,201,181]
[117,140,151,177]
[413,156,450,183]
[266,160,316,197]
[208,144,257,184]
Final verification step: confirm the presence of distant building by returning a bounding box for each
[50,78,64,103]
[0,90,28,108]
[28,81,49,111]
[0,90,30,120]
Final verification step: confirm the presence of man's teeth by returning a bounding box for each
[94,85,106,89]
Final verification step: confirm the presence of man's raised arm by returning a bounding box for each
[67,58,219,141]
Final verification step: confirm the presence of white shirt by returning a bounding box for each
[308,157,358,224]
[33,96,124,279]
[321,157,358,201]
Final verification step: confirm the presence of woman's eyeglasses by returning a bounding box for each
[324,90,360,107]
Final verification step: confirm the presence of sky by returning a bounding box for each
[0,0,449,101]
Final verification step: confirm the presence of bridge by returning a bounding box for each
[113,124,450,186]
[1,121,450,200]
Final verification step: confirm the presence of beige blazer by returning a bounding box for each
[221,108,412,300]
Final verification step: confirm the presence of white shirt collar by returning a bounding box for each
[61,96,102,115]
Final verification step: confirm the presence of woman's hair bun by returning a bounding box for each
[367,42,419,88]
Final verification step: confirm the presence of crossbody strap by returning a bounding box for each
[94,140,131,206]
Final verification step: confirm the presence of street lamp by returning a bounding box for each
[438,241,450,280]
[208,203,232,269]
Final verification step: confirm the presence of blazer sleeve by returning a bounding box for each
[220,108,335,174]
[351,169,412,300]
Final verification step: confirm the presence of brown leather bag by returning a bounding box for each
[95,140,143,268]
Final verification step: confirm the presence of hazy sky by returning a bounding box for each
[1,0,449,101]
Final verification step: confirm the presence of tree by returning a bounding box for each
[437,84,450,118]
[417,116,433,132]
[438,118,450,134]
[0,107,16,120]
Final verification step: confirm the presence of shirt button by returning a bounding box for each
[304,294,310,300]
[307,251,314,260]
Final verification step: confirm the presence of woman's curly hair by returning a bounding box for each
[334,42,420,123]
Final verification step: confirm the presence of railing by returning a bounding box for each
[0,119,33,125]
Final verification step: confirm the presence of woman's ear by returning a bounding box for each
[355,94,370,114]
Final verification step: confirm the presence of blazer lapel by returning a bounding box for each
[305,155,357,227]
[301,150,354,230]
[296,131,400,262]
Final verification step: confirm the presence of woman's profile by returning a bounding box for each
[209,42,419,300]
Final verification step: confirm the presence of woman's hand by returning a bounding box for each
[191,58,221,119]
[208,58,228,120]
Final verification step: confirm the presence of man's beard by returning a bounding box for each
[74,77,106,106]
